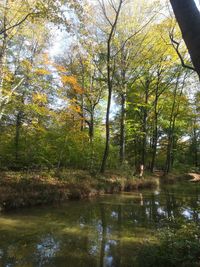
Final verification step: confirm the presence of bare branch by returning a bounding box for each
[113,13,157,58]
[97,0,113,26]
[108,0,117,13]
[107,0,123,43]
[169,31,195,71]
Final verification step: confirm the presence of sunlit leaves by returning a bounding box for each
[34,68,51,75]
[21,60,33,71]
[61,75,84,94]
[32,92,48,104]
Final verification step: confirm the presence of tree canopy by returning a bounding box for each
[0,0,199,173]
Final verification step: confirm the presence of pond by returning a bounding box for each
[0,181,200,267]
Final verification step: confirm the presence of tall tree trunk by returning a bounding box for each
[15,110,23,163]
[165,116,176,174]
[142,79,150,167]
[150,68,164,173]
[80,95,84,132]
[100,0,123,173]
[150,105,158,173]
[0,0,8,69]
[165,73,183,173]
[119,92,126,163]
[119,46,127,164]
[150,74,159,173]
[141,108,147,167]
[0,0,8,118]
[100,62,112,173]
[88,110,95,171]
[192,119,199,167]
[89,112,94,143]
[14,93,24,165]
[165,119,175,174]
[193,132,198,168]
[80,60,85,132]
[170,0,200,78]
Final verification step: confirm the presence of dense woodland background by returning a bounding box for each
[0,0,199,174]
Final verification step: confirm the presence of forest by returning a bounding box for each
[0,0,199,174]
[0,0,200,266]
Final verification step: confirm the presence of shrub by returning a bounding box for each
[137,223,200,267]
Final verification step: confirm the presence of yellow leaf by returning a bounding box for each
[73,84,84,94]
[54,64,67,72]
[35,68,51,75]
[32,92,47,103]
[61,75,84,94]
[61,75,77,85]
[4,72,13,82]
[21,59,32,70]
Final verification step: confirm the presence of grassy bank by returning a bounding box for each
[0,170,158,211]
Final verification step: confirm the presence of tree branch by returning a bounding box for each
[113,13,157,58]
[169,32,195,71]
[0,12,39,35]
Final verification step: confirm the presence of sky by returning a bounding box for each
[49,0,200,58]
[195,0,200,8]
[195,1,200,10]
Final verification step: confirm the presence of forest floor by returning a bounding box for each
[0,169,159,211]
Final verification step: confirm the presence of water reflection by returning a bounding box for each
[0,182,200,266]
[36,235,60,266]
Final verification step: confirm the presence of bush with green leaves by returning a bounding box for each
[137,222,200,267]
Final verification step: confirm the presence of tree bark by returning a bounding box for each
[100,0,123,173]
[165,72,184,173]
[165,118,175,174]
[119,92,126,163]
[150,97,158,173]
[0,0,8,118]
[192,121,199,167]
[100,54,112,173]
[89,112,94,143]
[15,110,23,162]
[170,0,200,78]
[150,68,164,172]
[142,79,150,167]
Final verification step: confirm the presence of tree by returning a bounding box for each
[170,0,200,78]
[99,0,124,173]
[164,70,188,173]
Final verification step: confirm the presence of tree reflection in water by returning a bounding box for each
[0,182,200,266]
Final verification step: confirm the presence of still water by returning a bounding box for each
[0,181,200,267]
